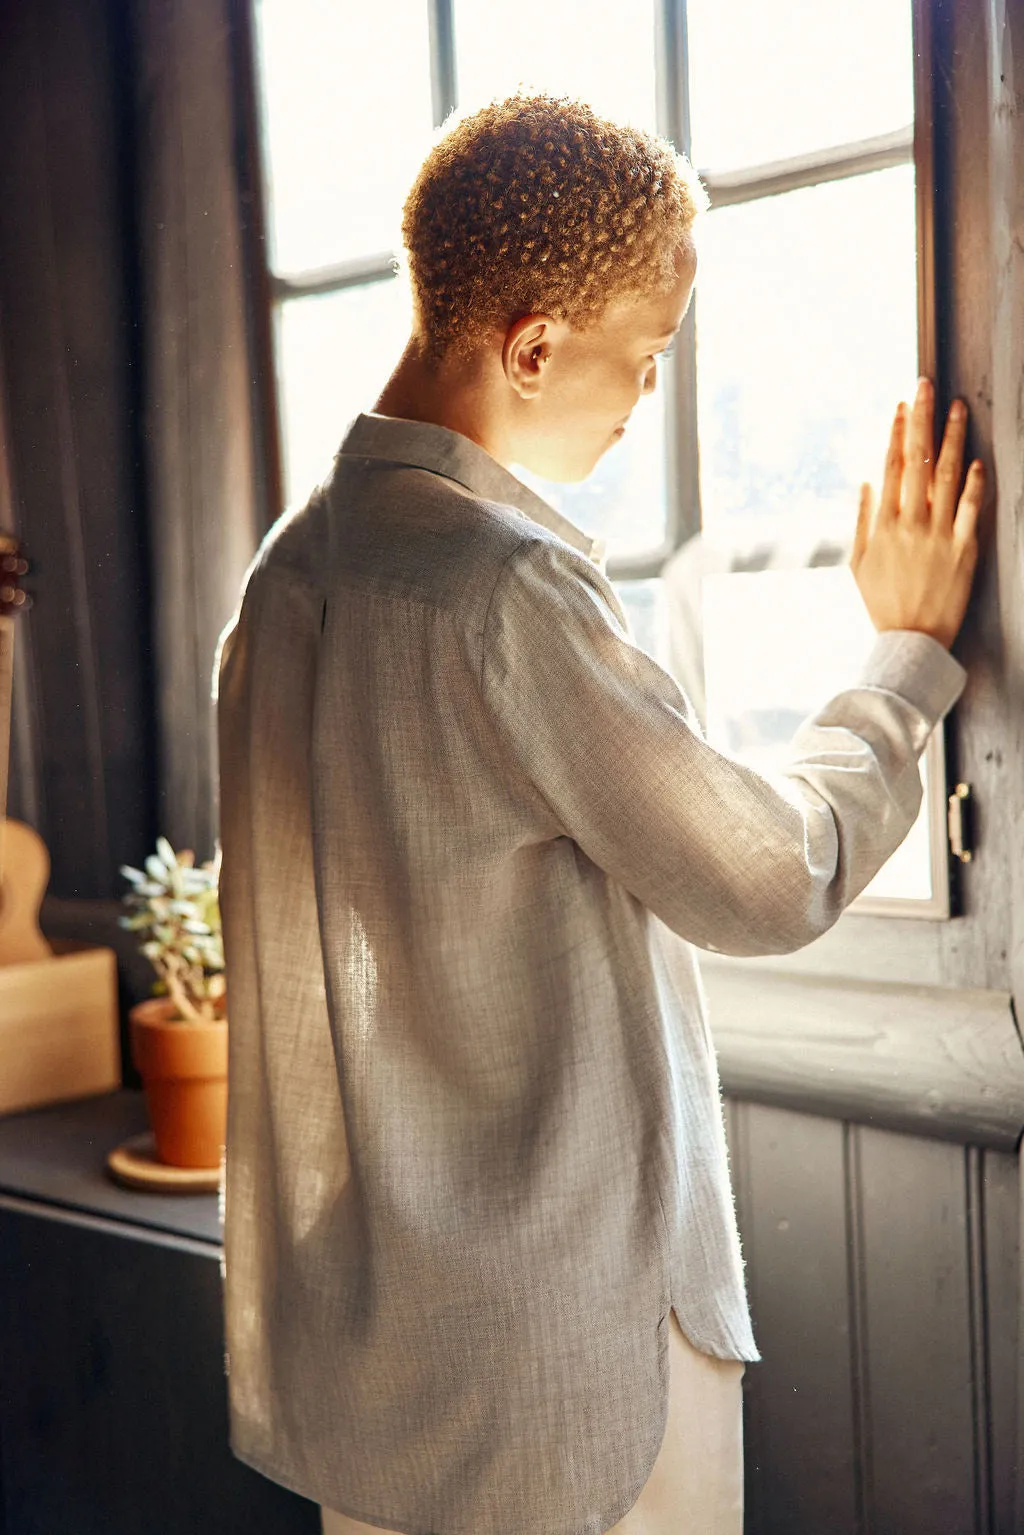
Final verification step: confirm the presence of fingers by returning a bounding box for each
[931,399,968,533]
[902,378,934,525]
[851,482,873,569]
[953,458,985,548]
[878,401,906,522]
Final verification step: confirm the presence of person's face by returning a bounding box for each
[503,239,698,483]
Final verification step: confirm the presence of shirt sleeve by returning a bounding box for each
[481,535,966,958]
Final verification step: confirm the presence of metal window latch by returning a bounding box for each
[947,783,974,863]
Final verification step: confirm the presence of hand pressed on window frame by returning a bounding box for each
[851,376,983,651]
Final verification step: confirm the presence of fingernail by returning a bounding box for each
[950,400,966,420]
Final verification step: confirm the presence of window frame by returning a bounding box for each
[245,0,962,948]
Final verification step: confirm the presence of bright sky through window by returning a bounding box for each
[686,0,914,170]
[455,0,657,129]
[695,166,919,539]
[256,0,432,274]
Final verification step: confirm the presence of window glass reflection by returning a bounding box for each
[694,166,918,542]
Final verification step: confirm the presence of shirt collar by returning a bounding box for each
[339,413,607,570]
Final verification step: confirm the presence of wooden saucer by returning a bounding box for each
[106,1132,221,1194]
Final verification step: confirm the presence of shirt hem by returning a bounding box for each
[229,1309,673,1535]
[669,1303,761,1366]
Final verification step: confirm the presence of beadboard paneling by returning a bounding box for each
[728,1101,1020,1535]
[726,1103,858,1534]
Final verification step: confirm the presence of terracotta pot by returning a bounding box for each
[129,997,227,1169]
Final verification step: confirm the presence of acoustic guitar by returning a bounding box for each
[0,532,50,966]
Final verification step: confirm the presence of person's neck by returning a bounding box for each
[374,336,513,468]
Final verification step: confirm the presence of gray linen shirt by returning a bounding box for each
[215,412,965,1535]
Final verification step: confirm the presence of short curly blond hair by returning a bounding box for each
[402,93,707,361]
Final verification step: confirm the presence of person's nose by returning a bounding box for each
[641,360,657,395]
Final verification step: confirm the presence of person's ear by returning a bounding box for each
[503,315,559,400]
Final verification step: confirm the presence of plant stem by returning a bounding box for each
[164,964,204,1024]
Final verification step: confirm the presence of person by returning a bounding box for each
[213,93,982,1535]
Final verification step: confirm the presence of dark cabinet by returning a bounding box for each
[0,1093,319,1535]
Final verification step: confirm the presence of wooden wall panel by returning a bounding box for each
[708,962,1024,1150]
[855,1128,977,1534]
[727,1102,858,1535]
[982,1150,1019,1535]
[729,1100,1019,1535]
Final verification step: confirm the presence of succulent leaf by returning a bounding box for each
[122,837,227,1023]
[155,836,178,871]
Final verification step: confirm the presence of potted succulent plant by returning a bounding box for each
[120,837,227,1169]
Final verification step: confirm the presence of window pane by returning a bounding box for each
[687,0,914,172]
[615,579,670,666]
[277,280,412,507]
[701,567,942,908]
[694,166,918,542]
[255,0,434,274]
[455,0,657,129]
[514,387,669,558]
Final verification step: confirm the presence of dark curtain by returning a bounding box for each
[0,0,153,900]
[133,0,262,861]
[0,0,264,970]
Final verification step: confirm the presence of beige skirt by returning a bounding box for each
[321,1309,745,1535]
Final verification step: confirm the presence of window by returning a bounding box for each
[252,0,943,913]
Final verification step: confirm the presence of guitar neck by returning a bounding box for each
[0,535,29,887]
[0,612,11,828]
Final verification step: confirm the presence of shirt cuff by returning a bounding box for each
[858,629,967,728]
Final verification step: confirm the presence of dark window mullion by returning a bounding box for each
[607,546,676,584]
[655,0,691,156]
[428,0,458,126]
[655,0,702,556]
